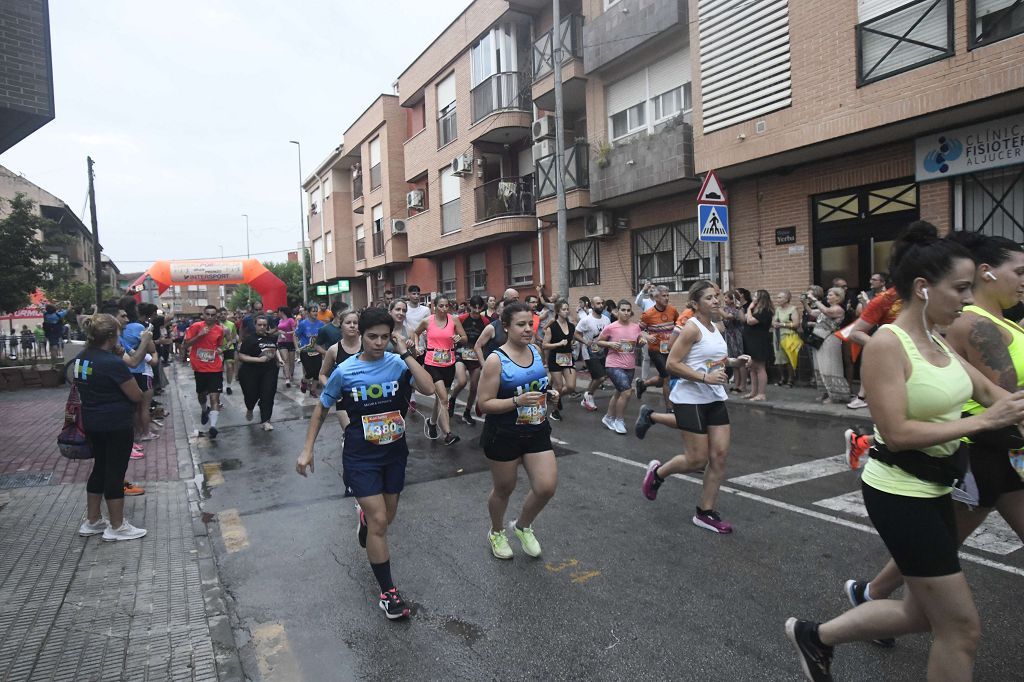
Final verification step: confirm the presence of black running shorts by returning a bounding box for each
[480,420,553,462]
[672,401,729,434]
[427,363,456,386]
[194,371,223,396]
[648,349,670,378]
[862,482,960,577]
[969,441,1024,508]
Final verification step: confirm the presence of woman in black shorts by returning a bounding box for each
[541,300,576,421]
[319,311,362,429]
[477,303,560,560]
[450,295,489,427]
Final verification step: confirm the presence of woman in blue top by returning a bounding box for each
[295,308,435,621]
[477,303,560,560]
[295,307,325,396]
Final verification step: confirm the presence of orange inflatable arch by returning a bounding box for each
[132,259,288,311]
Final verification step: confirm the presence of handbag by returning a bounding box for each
[802,329,825,349]
[57,383,92,460]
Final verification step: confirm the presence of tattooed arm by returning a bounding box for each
[950,313,1017,392]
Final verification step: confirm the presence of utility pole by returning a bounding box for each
[290,141,310,305]
[552,0,569,301]
[87,156,102,309]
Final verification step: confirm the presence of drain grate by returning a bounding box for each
[0,471,54,489]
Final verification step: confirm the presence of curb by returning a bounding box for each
[725,398,874,426]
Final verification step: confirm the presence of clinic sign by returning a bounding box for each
[915,113,1024,181]
[169,260,245,282]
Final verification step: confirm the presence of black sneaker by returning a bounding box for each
[634,378,647,399]
[208,426,218,439]
[379,588,410,620]
[635,404,655,440]
[424,419,439,440]
[785,618,834,681]
[443,432,460,446]
[461,411,475,427]
[356,505,367,549]
[844,580,896,647]
[549,409,562,421]
[225,386,233,395]
[201,406,210,425]
[447,396,456,417]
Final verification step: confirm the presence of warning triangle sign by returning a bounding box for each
[698,170,727,204]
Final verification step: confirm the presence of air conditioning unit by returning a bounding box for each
[533,114,556,141]
[391,218,408,234]
[533,139,555,159]
[406,190,424,210]
[585,211,615,238]
[451,154,472,176]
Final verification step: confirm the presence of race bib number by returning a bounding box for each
[516,393,547,425]
[1010,448,1024,483]
[459,348,478,361]
[705,356,728,373]
[197,348,216,363]
[555,352,573,368]
[590,342,601,354]
[361,411,406,445]
[620,341,635,354]
[431,349,453,365]
[659,338,670,354]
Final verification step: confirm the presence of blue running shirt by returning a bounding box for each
[487,345,549,430]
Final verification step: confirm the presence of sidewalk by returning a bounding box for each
[0,368,240,682]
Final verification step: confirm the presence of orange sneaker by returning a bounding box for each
[845,429,870,470]
[123,481,145,496]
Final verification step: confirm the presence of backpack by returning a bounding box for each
[58,360,92,459]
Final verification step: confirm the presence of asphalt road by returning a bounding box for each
[173,370,1024,681]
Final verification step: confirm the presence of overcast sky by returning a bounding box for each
[0,0,472,273]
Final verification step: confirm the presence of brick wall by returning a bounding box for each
[0,0,54,152]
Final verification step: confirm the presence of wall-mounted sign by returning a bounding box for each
[327,283,341,295]
[316,285,328,296]
[775,226,797,245]
[915,112,1024,181]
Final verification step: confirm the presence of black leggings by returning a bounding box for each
[85,429,134,500]
[239,367,278,422]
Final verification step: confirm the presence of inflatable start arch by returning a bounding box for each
[132,259,288,310]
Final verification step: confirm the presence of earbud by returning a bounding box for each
[922,288,929,301]
[984,271,998,282]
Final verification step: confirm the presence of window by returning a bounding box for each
[393,269,407,298]
[196,298,208,308]
[467,252,487,296]
[440,166,461,234]
[569,240,600,287]
[611,103,646,140]
[857,0,953,85]
[632,220,716,292]
[507,242,533,286]
[313,237,323,263]
[959,167,1024,241]
[326,230,334,254]
[369,137,382,190]
[322,173,332,198]
[372,204,385,256]
[439,257,457,300]
[653,83,692,122]
[437,73,457,148]
[606,48,691,141]
[970,0,1024,47]
[188,285,199,292]
[355,225,365,261]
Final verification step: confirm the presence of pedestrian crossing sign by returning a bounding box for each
[698,204,729,242]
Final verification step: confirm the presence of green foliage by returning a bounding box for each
[0,194,51,313]
[228,284,257,311]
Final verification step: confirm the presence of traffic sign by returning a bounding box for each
[698,204,729,242]
[697,170,727,205]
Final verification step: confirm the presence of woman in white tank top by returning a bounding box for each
[634,280,751,534]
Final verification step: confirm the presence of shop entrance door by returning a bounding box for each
[813,180,919,290]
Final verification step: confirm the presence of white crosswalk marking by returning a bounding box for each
[814,490,1022,555]
[728,454,850,490]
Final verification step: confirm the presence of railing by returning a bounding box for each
[352,173,363,199]
[355,237,366,261]
[533,14,585,80]
[536,142,590,200]
[474,176,535,222]
[441,198,461,234]
[1,334,68,361]
[471,72,529,124]
[369,163,381,190]
[856,0,952,86]
[438,108,457,148]
[372,231,385,257]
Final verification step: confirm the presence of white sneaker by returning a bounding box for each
[847,397,868,409]
[614,418,627,435]
[601,414,617,431]
[581,393,597,411]
[102,521,147,542]
[262,422,274,431]
[78,518,108,536]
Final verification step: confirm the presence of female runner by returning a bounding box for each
[595,300,646,435]
[319,310,362,429]
[237,316,280,431]
[449,295,490,426]
[785,222,1024,681]
[541,300,576,421]
[296,308,435,620]
[275,307,297,388]
[635,280,750,534]
[477,303,559,559]
[412,295,467,446]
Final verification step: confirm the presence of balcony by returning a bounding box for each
[471,72,529,124]
[355,237,366,261]
[589,116,698,206]
[583,0,687,74]
[474,176,535,223]
[533,15,584,81]
[352,174,364,214]
[856,0,953,86]
[532,15,587,111]
[372,231,385,257]
[535,142,591,221]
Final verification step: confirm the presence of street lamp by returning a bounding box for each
[242,214,250,260]
[289,140,310,306]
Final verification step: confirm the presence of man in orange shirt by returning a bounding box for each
[182,305,225,439]
[316,301,334,324]
[636,285,677,408]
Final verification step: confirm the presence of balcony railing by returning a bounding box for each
[471,72,529,124]
[372,231,385,257]
[536,142,590,200]
[533,14,584,81]
[355,237,365,261]
[370,163,382,190]
[441,198,461,234]
[352,173,363,199]
[438,108,457,148]
[475,176,535,222]
[856,0,952,86]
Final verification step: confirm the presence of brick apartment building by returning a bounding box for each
[0,0,54,154]
[304,0,1023,308]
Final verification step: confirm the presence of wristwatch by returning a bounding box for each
[400,351,414,360]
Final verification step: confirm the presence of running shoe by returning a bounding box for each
[208,426,218,440]
[785,618,833,682]
[443,432,460,446]
[509,520,541,557]
[102,521,148,542]
[488,529,513,559]
[262,422,274,432]
[123,481,145,496]
[844,429,869,470]
[130,446,145,460]
[225,386,233,395]
[461,411,475,427]
[379,588,411,620]
[201,406,210,425]
[549,409,562,421]
[356,504,368,548]
[150,419,164,428]
[424,419,439,440]
[447,396,456,418]
[634,378,647,399]
[844,580,896,647]
[846,396,867,409]
[300,379,307,394]
[139,432,159,442]
[692,508,733,534]
[601,414,616,432]
[581,393,597,411]
[78,517,109,536]
[285,381,291,388]
[245,410,253,422]
[642,459,663,500]
[635,404,655,440]
[613,418,627,435]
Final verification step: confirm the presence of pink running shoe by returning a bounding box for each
[642,459,662,501]
[130,445,145,460]
[692,508,733,534]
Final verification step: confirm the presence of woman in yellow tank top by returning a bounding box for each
[785,222,1024,682]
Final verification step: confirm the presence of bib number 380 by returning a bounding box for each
[362,411,406,445]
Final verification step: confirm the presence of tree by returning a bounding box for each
[226,261,305,311]
[0,194,51,314]
[228,285,258,311]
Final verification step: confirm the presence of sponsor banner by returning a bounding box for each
[915,113,1024,181]
[169,261,245,282]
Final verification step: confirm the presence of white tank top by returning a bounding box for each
[669,317,729,405]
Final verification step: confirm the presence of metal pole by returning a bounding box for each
[552,0,569,301]
[242,214,250,259]
[290,141,309,305]
[87,157,102,309]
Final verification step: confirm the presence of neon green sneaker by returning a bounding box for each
[488,529,513,559]
[510,520,541,557]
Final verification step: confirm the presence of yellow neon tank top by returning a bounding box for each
[961,305,1024,415]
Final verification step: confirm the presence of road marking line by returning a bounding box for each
[728,454,850,490]
[202,462,224,487]
[815,490,1022,556]
[251,623,302,681]
[590,451,1024,577]
[218,508,249,553]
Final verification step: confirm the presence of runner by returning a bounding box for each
[473,289,520,361]
[276,306,298,388]
[484,295,499,321]
[476,302,560,559]
[296,306,325,396]
[634,280,751,534]
[635,285,678,409]
[295,308,435,620]
[449,295,489,426]
[403,285,430,339]
[541,300,575,421]
[319,311,362,429]
[574,296,609,411]
[412,295,467,446]
[237,316,280,431]
[784,222,1024,682]
[219,308,238,395]
[595,300,645,435]
[173,316,188,356]
[240,300,265,341]
[182,305,225,439]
